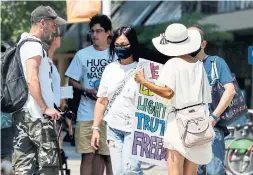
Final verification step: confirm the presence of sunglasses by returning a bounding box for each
[55,33,63,38]
[114,43,131,48]
[53,32,63,38]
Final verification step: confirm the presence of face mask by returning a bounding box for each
[189,47,201,58]
[114,47,132,60]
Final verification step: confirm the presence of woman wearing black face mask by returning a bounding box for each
[91,26,144,175]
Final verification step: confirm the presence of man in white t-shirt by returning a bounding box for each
[11,6,67,175]
[65,14,113,175]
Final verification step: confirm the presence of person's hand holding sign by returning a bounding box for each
[135,69,145,84]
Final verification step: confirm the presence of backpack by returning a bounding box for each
[1,38,43,113]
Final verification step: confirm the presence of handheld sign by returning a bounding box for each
[130,58,168,167]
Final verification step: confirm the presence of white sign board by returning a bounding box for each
[130,58,168,167]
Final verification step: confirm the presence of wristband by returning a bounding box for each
[92,126,100,131]
[82,87,87,96]
[211,113,220,122]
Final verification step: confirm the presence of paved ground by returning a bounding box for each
[63,142,167,175]
[63,142,232,175]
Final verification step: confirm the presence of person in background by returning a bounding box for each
[91,26,144,175]
[135,23,213,175]
[189,25,236,175]
[65,14,113,175]
[47,26,73,149]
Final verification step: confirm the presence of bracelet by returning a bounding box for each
[82,88,87,96]
[83,87,87,93]
[211,113,220,122]
[92,126,100,131]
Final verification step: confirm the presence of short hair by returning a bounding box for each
[89,14,112,32]
[190,24,205,41]
[30,18,50,26]
[31,18,40,25]
[109,26,139,62]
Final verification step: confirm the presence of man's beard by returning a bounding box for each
[41,26,54,45]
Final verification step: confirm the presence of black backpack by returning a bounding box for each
[1,38,43,113]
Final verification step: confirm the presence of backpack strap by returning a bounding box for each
[17,38,45,57]
[104,68,136,116]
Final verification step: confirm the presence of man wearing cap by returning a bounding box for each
[189,25,235,175]
[12,5,67,175]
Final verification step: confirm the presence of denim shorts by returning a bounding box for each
[107,126,143,175]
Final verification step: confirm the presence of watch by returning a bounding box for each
[92,126,100,131]
[211,113,220,122]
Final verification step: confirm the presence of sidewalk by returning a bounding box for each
[62,142,80,175]
[63,142,232,175]
[62,142,167,175]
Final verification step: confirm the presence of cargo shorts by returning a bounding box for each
[12,109,59,175]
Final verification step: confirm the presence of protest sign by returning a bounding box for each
[60,86,73,99]
[131,58,168,167]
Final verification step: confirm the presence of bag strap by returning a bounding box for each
[211,56,219,80]
[176,103,203,112]
[201,63,205,104]
[104,68,135,116]
[17,38,45,57]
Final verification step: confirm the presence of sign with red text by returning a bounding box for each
[130,58,168,167]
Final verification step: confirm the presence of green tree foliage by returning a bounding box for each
[136,12,234,49]
[1,1,66,43]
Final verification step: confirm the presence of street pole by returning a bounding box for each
[102,0,111,18]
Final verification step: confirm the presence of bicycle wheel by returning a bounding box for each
[225,138,253,175]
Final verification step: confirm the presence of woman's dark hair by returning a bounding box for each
[109,26,139,61]
[89,14,112,31]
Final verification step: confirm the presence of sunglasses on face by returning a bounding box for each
[114,43,131,48]
[55,33,63,38]
[53,31,63,38]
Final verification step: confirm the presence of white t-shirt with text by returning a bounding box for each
[97,61,138,132]
[65,45,112,121]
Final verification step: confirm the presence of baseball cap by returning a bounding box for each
[31,5,67,25]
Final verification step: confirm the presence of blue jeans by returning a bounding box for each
[198,127,227,175]
[107,127,143,175]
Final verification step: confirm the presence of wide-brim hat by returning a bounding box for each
[152,23,201,56]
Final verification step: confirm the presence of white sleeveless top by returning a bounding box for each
[158,57,212,109]
[158,57,213,165]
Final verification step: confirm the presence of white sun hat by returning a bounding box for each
[152,23,201,56]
